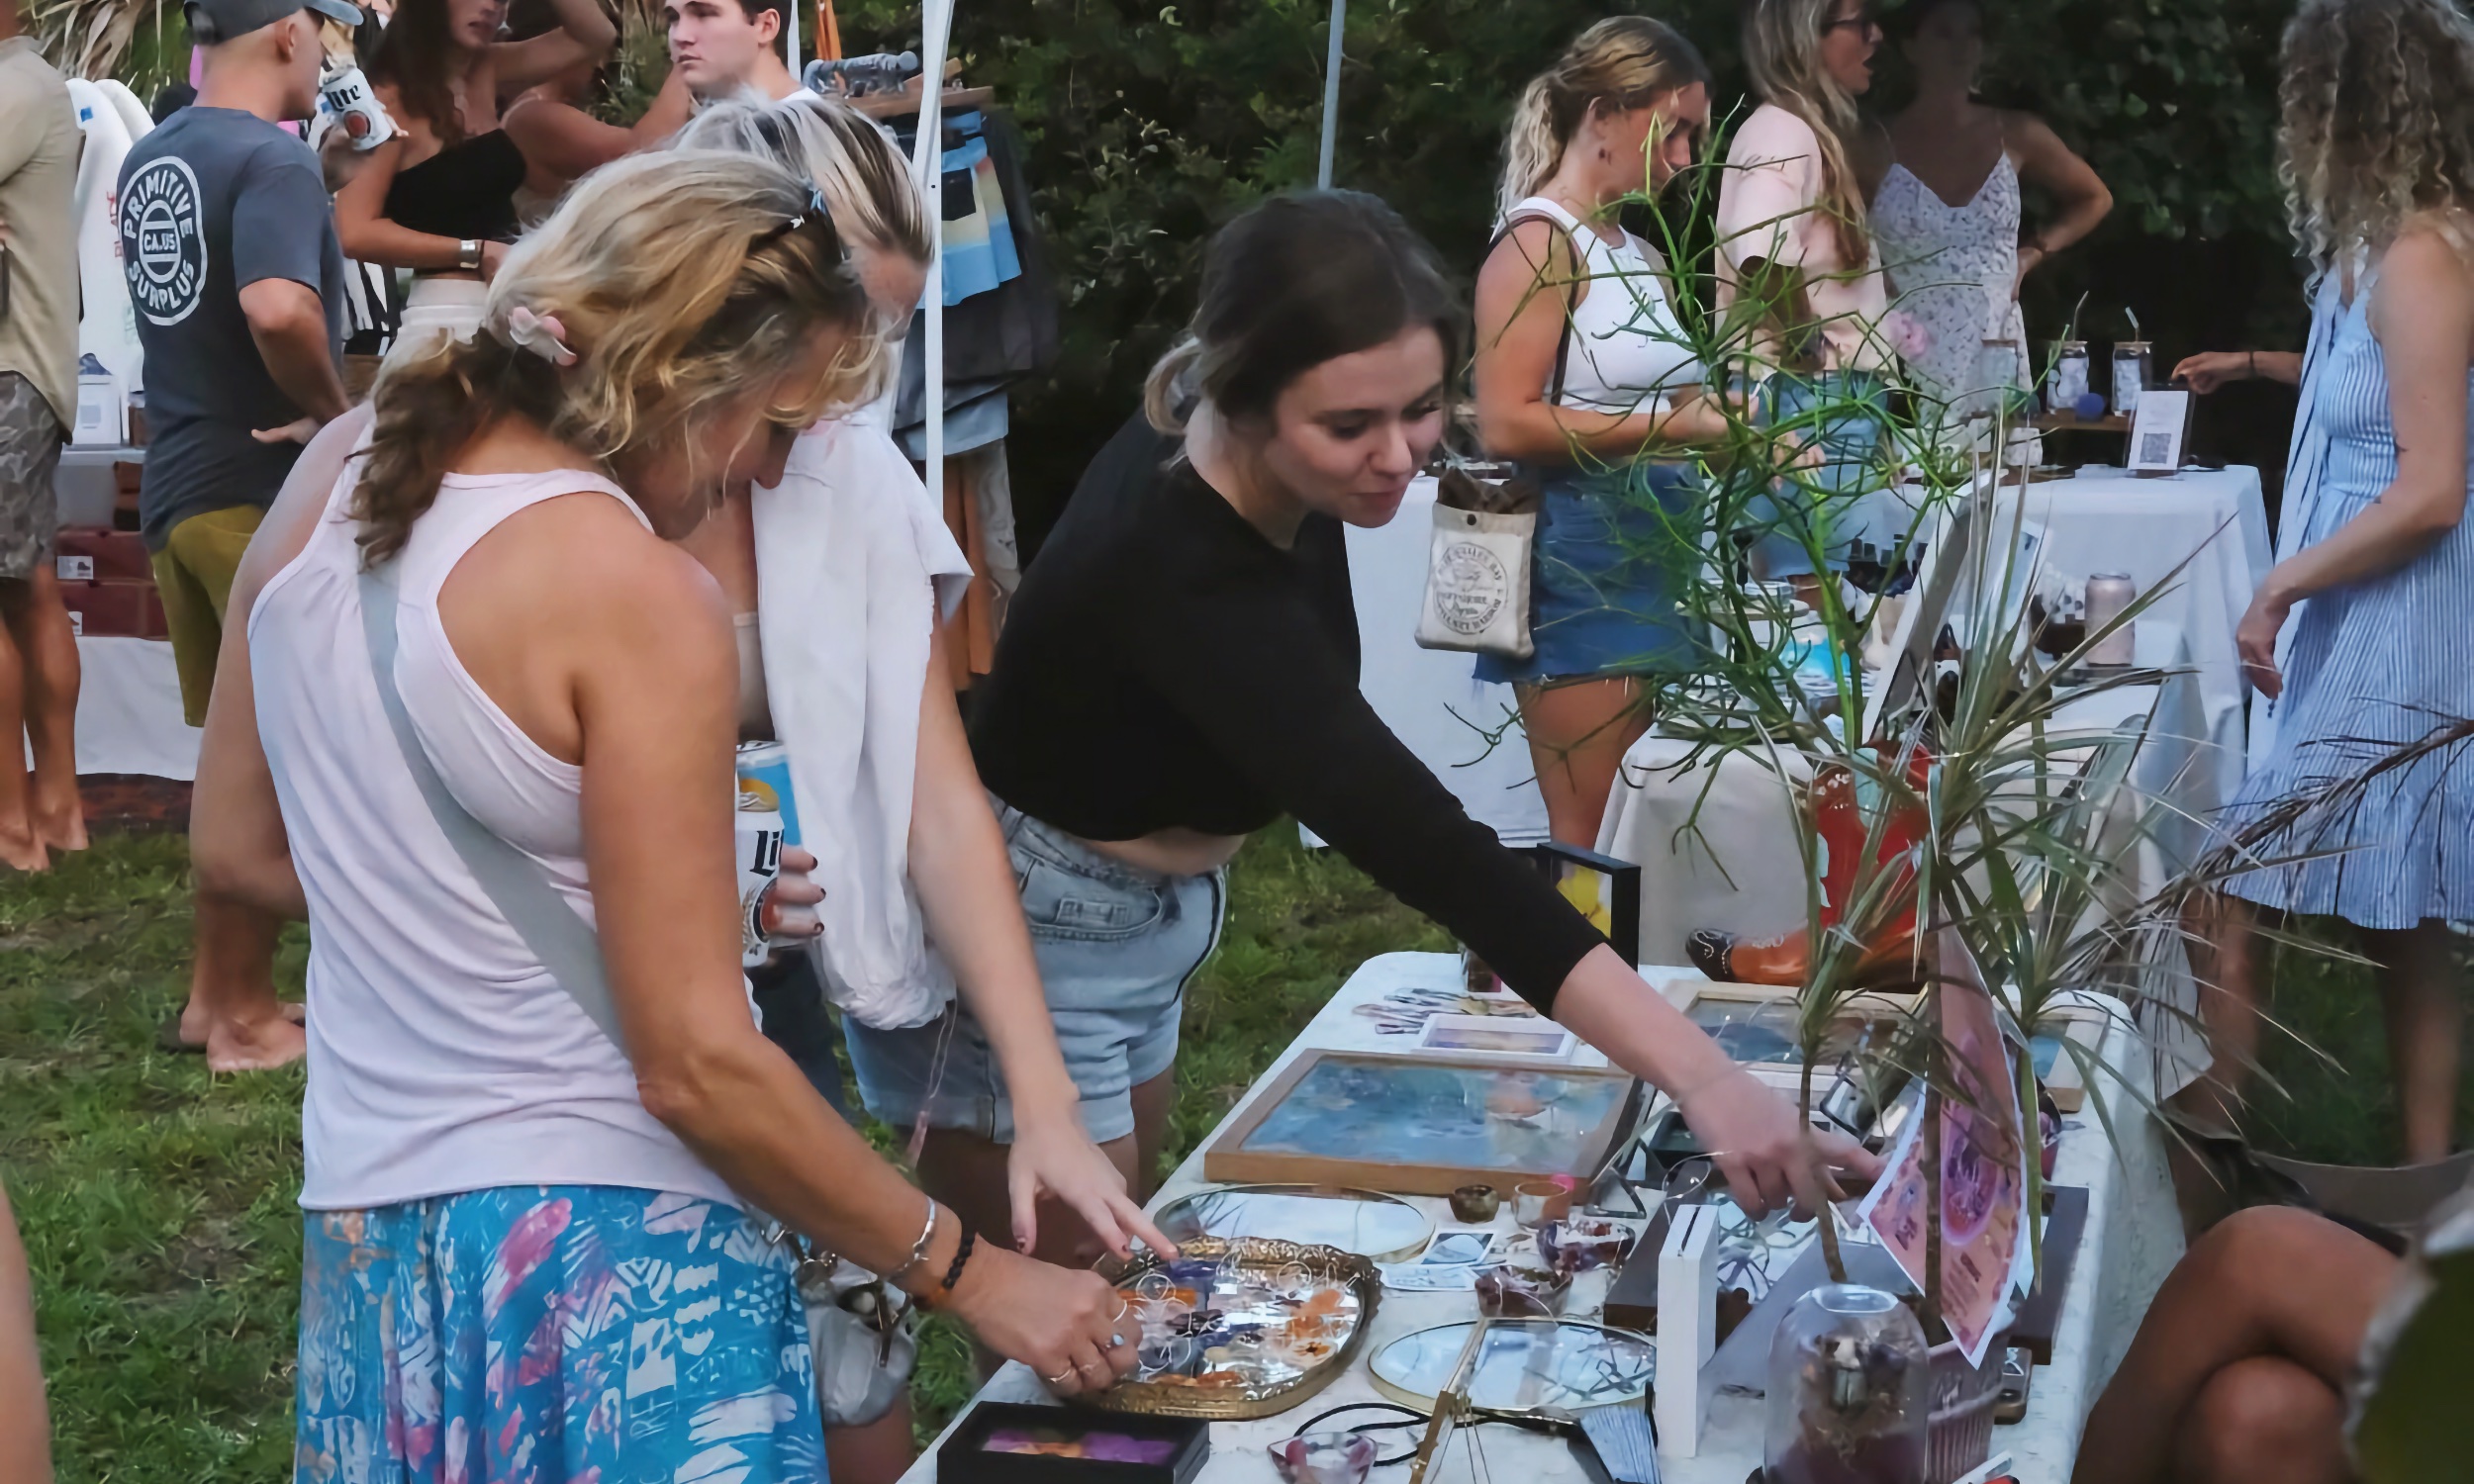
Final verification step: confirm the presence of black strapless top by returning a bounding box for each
[385,129,525,243]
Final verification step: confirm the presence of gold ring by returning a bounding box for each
[1043,1365,1076,1385]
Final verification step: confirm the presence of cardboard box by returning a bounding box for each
[61,577,168,639]
[55,527,151,583]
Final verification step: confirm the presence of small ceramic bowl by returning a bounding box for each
[1269,1432,1378,1484]
[1536,1215,1639,1273]
[1449,1184,1500,1223]
[1474,1262,1570,1318]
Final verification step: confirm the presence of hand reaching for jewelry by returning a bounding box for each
[1005,1106,1179,1261]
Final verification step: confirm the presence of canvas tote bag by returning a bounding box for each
[1415,463,1542,660]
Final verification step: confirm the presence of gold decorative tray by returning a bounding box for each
[1082,1237,1380,1420]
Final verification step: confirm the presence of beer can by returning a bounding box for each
[735,789,785,969]
[317,65,396,151]
[734,740,803,847]
[2084,572,2138,668]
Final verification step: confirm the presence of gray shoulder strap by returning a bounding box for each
[357,563,630,1058]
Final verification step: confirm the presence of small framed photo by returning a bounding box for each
[2128,389,2193,475]
[1532,841,1641,968]
[1419,1013,1576,1062]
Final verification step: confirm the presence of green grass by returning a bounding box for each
[0,829,2461,1476]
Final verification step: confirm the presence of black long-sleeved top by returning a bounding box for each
[969,414,1604,1010]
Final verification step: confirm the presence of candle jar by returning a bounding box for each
[2111,341,2151,418]
[2046,340,2090,415]
[1765,1284,1930,1484]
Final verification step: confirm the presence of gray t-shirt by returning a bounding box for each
[118,107,345,550]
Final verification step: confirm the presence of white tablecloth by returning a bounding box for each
[1992,466,2270,804]
[896,952,2183,1484]
[1600,621,2209,964]
[48,636,199,781]
[1344,476,1547,845]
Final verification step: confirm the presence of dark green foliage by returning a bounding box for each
[828,0,2311,537]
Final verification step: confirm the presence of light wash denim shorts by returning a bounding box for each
[843,800,1225,1145]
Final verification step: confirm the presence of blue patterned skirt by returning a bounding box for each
[294,1185,826,1484]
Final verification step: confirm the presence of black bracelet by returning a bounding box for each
[939,1228,977,1302]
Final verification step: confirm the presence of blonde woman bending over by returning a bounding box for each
[191,150,1139,1482]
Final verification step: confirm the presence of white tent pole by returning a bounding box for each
[786,0,800,80]
[912,0,955,519]
[1315,0,1345,189]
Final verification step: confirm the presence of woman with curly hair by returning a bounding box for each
[2174,0,2474,1169]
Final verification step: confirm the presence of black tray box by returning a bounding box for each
[938,1402,1210,1484]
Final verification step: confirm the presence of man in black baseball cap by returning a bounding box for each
[118,0,359,1070]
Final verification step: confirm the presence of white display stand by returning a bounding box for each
[897,951,2183,1484]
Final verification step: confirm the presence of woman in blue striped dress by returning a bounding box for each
[2173,0,2474,1166]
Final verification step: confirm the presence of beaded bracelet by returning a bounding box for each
[933,1230,978,1308]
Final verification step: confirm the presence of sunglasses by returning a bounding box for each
[1823,8,1881,34]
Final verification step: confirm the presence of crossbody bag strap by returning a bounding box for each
[357,562,630,1057]
[1491,212,1585,407]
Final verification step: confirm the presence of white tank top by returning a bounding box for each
[251,456,740,1212]
[1505,196,1704,414]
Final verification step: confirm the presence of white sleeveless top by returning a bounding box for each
[1504,196,1703,414]
[252,457,740,1212]
[1871,154,2031,408]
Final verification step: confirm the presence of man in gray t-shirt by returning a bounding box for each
[119,0,355,722]
[121,0,355,1073]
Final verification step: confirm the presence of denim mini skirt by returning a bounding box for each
[1475,458,1700,686]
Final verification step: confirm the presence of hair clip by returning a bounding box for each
[503,305,578,367]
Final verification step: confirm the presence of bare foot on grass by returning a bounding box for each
[205,1007,309,1073]
[32,800,87,856]
[0,826,46,874]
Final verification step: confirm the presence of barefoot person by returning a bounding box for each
[846,193,1881,1276]
[191,150,1140,1477]
[0,1,86,870]
[0,1178,48,1484]
[2172,0,2474,1168]
[120,0,359,1067]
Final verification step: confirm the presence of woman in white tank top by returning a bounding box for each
[1473,18,1727,850]
[189,151,1142,1483]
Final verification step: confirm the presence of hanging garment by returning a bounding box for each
[751,404,973,1030]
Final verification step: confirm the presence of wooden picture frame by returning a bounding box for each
[1532,841,1641,968]
[1201,1050,1649,1197]
[1671,982,1919,1094]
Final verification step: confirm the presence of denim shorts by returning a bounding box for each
[1745,369,1890,580]
[1474,460,1699,686]
[842,801,1225,1145]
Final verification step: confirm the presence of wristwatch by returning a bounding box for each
[456,238,482,273]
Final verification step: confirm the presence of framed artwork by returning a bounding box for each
[1532,841,1641,967]
[1678,984,1916,1093]
[1861,500,1976,747]
[1418,1013,1576,1062]
[1201,1050,1648,1196]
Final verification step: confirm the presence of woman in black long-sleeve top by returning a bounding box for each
[843,193,1874,1306]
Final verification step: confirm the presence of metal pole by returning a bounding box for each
[911,0,956,520]
[1315,0,1345,189]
